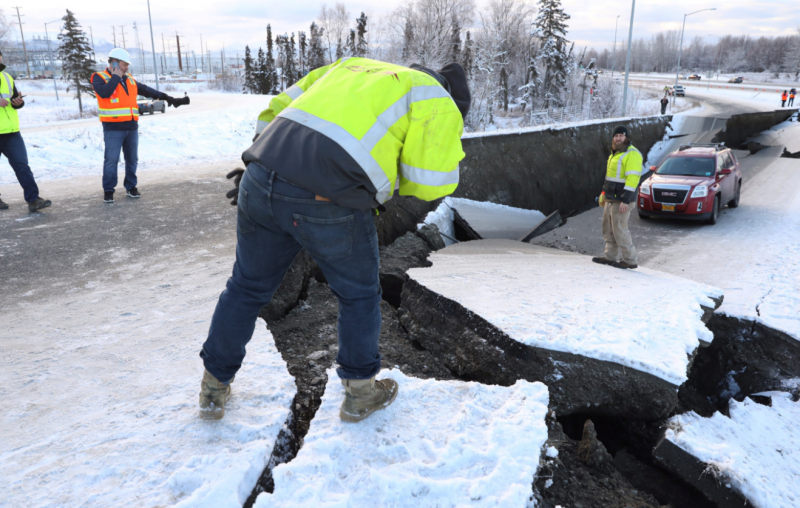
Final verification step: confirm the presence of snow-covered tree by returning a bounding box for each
[355,12,368,57]
[450,15,462,64]
[401,18,415,62]
[347,29,357,57]
[462,30,474,77]
[319,3,350,63]
[308,22,327,70]
[531,0,571,107]
[57,10,96,115]
[264,25,279,94]
[298,31,308,76]
[243,45,257,94]
[782,29,800,79]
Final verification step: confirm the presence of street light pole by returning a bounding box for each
[621,0,636,116]
[44,20,61,100]
[674,8,716,91]
[611,15,621,80]
[146,0,160,90]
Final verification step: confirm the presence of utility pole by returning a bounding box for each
[119,25,128,49]
[88,26,96,61]
[44,19,61,100]
[611,15,620,80]
[161,33,167,74]
[621,0,636,116]
[200,33,204,73]
[146,0,160,89]
[176,32,183,72]
[13,7,31,78]
[112,26,117,47]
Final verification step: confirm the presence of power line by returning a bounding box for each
[118,25,128,50]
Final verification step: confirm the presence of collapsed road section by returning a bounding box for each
[400,239,723,420]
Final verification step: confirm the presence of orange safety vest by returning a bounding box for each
[782,93,788,101]
[792,92,797,99]
[93,70,139,122]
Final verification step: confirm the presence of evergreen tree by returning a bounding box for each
[355,12,368,57]
[335,36,344,61]
[282,33,298,86]
[531,0,571,107]
[521,41,540,112]
[56,10,96,114]
[347,29,357,57]
[783,30,800,80]
[450,15,462,65]
[462,31,474,77]
[401,19,414,63]
[276,34,287,89]
[265,25,279,94]
[256,47,267,94]
[243,45,256,94]
[308,22,327,70]
[298,31,308,76]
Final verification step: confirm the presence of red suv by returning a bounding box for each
[637,143,742,224]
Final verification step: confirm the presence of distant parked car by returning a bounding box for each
[674,85,686,97]
[688,74,701,81]
[638,143,742,225]
[137,95,166,115]
[728,77,744,83]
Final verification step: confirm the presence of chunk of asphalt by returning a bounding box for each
[416,223,446,251]
[519,209,563,242]
[401,240,723,420]
[379,231,432,308]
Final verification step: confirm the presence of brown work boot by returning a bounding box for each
[0,198,8,210]
[199,370,233,420]
[613,261,638,269]
[28,197,51,212]
[340,376,399,423]
[591,256,615,266]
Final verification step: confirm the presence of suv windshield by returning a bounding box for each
[656,156,715,177]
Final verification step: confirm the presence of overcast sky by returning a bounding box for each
[13,0,800,57]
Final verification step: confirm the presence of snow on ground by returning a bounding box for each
[0,248,295,507]
[407,240,722,386]
[3,91,272,186]
[255,369,549,508]
[664,392,800,507]
[419,197,545,244]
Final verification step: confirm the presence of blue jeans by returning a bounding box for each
[200,162,382,383]
[102,129,138,193]
[0,132,39,203]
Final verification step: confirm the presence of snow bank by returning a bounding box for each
[0,251,295,507]
[419,197,544,245]
[665,393,800,508]
[408,241,722,385]
[256,369,549,508]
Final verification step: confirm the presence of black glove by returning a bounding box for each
[171,94,190,108]
[226,168,245,205]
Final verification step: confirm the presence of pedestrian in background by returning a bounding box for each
[0,51,51,212]
[781,90,788,107]
[790,88,796,107]
[593,125,642,270]
[91,48,188,203]
[660,94,669,115]
[198,57,470,423]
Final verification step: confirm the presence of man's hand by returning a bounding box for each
[226,168,245,206]
[111,66,125,78]
[11,97,23,107]
[619,203,629,213]
[0,99,8,108]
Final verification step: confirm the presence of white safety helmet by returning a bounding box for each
[108,48,131,64]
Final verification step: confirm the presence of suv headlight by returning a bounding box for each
[691,185,708,198]
[640,182,651,195]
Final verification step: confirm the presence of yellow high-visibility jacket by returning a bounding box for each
[603,144,643,204]
[0,71,20,134]
[242,57,465,210]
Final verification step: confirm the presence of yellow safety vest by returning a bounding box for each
[250,57,464,205]
[0,72,20,134]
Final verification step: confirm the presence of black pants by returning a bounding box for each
[661,104,667,114]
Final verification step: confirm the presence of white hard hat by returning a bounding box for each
[108,48,131,64]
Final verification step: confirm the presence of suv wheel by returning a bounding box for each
[149,105,154,115]
[728,182,741,208]
[161,103,166,114]
[707,196,720,225]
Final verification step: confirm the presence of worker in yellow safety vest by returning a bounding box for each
[198,57,470,423]
[0,50,52,212]
[593,125,643,269]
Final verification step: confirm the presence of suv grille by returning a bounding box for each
[653,187,689,204]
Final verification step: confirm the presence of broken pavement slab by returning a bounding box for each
[655,392,800,508]
[255,369,549,507]
[401,240,723,419]
[446,197,547,241]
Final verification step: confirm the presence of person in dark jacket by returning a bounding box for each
[660,94,669,114]
[91,48,188,203]
[790,88,796,107]
[0,51,51,212]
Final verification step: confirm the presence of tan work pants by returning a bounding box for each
[602,200,638,264]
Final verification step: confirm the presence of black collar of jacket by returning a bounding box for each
[0,64,6,73]
[409,64,450,94]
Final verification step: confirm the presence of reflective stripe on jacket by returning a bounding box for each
[93,71,139,122]
[603,144,643,204]
[243,57,464,209]
[0,72,20,134]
